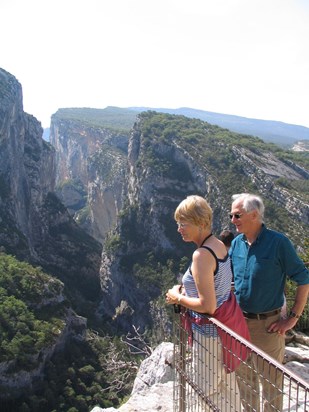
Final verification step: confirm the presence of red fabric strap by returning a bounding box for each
[181,293,251,373]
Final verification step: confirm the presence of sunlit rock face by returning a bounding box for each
[49,112,128,244]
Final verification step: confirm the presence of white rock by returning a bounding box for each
[118,381,173,412]
[284,361,309,382]
[92,332,309,412]
[132,342,173,394]
[284,346,309,363]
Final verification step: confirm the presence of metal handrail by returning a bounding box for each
[173,307,309,411]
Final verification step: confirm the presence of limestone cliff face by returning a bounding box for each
[0,67,103,402]
[0,69,55,258]
[231,146,309,230]
[50,113,128,243]
[0,68,102,302]
[97,120,217,331]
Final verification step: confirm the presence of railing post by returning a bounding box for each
[179,319,186,412]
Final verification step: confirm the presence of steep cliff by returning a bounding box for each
[0,68,102,305]
[50,110,129,243]
[0,69,55,258]
[0,68,107,409]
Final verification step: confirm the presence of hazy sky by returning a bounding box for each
[1,0,309,129]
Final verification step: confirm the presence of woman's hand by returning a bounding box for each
[165,284,182,305]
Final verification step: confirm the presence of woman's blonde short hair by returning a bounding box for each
[174,195,212,229]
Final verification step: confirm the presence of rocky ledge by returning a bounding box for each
[92,330,309,412]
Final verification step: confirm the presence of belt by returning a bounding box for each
[243,309,281,320]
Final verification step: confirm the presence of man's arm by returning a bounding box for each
[290,284,309,319]
[268,284,309,334]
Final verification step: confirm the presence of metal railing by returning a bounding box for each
[173,309,309,412]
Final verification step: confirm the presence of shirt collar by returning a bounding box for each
[242,224,266,245]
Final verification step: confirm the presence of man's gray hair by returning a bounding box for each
[232,193,265,222]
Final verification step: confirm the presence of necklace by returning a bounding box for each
[199,233,213,247]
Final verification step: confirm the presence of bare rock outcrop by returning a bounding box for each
[93,342,174,412]
[92,332,309,412]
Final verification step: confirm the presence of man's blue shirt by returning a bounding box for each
[230,225,309,313]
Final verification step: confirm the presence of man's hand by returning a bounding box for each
[267,316,298,335]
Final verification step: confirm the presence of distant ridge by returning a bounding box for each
[48,106,309,148]
[128,106,309,147]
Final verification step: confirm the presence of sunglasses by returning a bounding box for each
[229,213,243,220]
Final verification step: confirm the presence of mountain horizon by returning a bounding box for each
[43,105,309,148]
[127,106,309,147]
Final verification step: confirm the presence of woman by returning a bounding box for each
[166,195,249,411]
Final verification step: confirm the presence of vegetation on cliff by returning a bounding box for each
[0,253,65,367]
[135,111,309,238]
[52,106,137,132]
[0,253,139,411]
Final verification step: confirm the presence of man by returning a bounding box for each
[229,193,309,412]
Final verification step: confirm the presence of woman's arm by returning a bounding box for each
[166,248,217,314]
